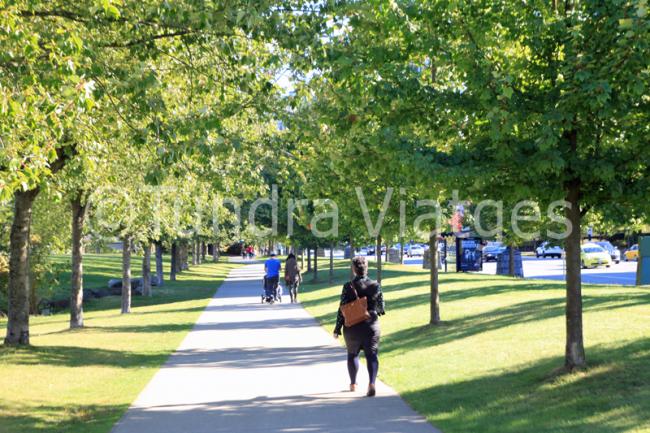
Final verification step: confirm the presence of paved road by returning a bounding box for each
[481,256,638,286]
[111,262,440,433]
[397,255,637,286]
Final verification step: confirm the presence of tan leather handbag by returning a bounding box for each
[340,282,370,327]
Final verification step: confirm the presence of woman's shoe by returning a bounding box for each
[349,384,357,392]
[366,384,376,397]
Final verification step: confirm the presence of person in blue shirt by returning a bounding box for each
[264,253,282,301]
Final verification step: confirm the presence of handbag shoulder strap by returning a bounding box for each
[348,280,359,299]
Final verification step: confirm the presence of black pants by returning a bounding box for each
[343,320,380,385]
[265,276,279,298]
[288,282,299,302]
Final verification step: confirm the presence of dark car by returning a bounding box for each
[595,241,621,264]
[482,245,506,262]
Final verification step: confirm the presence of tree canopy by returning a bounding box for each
[1,0,649,369]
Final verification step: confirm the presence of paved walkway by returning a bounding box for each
[111,262,441,433]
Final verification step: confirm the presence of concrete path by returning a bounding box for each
[111,262,441,433]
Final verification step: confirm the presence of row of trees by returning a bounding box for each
[0,1,315,343]
[278,0,650,370]
[2,1,649,373]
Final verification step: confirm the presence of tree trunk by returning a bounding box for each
[329,242,334,283]
[182,243,189,270]
[212,241,219,262]
[565,176,586,369]
[307,248,312,272]
[4,188,39,345]
[170,242,177,281]
[385,244,389,262]
[192,240,198,266]
[70,192,88,329]
[399,238,404,264]
[177,243,183,272]
[376,235,382,284]
[5,145,72,343]
[313,246,318,281]
[300,248,305,270]
[429,233,441,324]
[155,241,164,287]
[121,236,132,314]
[178,242,186,272]
[142,242,152,297]
[201,241,206,262]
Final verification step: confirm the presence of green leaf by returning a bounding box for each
[619,18,634,29]
[69,34,83,51]
[102,0,121,19]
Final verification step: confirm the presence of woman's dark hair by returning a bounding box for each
[286,253,296,261]
[352,256,368,277]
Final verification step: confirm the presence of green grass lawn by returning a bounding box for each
[0,254,237,433]
[301,259,650,433]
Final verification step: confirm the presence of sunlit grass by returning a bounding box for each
[301,259,650,433]
[0,254,237,433]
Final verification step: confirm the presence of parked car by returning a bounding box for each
[482,245,506,262]
[624,244,639,261]
[595,241,621,264]
[407,245,425,257]
[536,242,564,259]
[581,243,612,268]
[357,247,369,256]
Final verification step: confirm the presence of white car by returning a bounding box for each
[407,245,425,257]
[357,248,368,256]
[536,242,564,259]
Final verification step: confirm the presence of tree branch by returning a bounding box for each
[103,30,198,48]
[50,143,78,174]
[20,9,88,23]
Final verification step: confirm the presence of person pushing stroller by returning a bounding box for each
[263,253,282,303]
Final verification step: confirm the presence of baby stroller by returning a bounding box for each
[261,276,282,304]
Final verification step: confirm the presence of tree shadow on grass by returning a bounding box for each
[0,344,169,368]
[0,401,128,433]
[66,271,233,315]
[400,338,650,433]
[30,285,219,327]
[379,291,650,355]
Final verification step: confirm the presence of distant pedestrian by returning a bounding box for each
[333,256,385,397]
[284,253,302,303]
[264,252,282,300]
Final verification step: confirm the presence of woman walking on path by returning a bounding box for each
[284,253,302,303]
[333,256,385,397]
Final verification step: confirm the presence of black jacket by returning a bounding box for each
[334,276,385,335]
